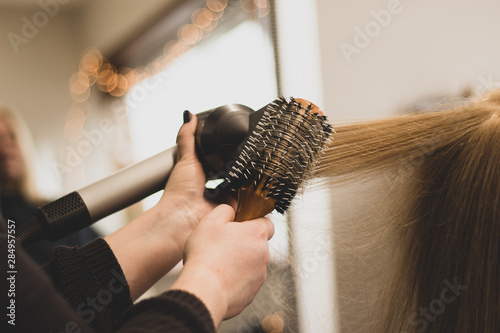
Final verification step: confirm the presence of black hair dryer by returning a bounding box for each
[17,103,267,246]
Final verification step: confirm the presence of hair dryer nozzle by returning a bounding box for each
[196,104,255,173]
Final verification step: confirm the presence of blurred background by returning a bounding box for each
[1,0,500,332]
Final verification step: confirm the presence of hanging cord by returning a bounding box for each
[269,0,282,97]
[16,214,45,246]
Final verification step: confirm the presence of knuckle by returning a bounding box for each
[263,250,271,265]
[247,223,264,238]
[257,222,270,239]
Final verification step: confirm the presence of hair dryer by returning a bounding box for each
[17,102,267,246]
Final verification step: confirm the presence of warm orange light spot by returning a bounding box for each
[207,0,227,12]
[254,0,268,8]
[79,48,102,76]
[70,85,90,103]
[240,0,257,12]
[109,75,129,97]
[192,8,214,29]
[66,108,86,123]
[178,24,203,45]
[72,101,91,118]
[64,118,84,142]
[261,311,284,333]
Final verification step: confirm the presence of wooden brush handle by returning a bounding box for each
[234,188,276,222]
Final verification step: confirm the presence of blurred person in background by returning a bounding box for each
[0,104,97,264]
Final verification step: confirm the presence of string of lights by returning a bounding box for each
[64,0,270,142]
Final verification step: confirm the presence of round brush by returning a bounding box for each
[226,97,333,222]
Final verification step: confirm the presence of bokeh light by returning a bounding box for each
[66,0,271,143]
[207,0,228,12]
[178,24,203,45]
[64,118,84,142]
[192,8,214,29]
[241,0,257,12]
[261,311,284,333]
[79,48,102,76]
[109,74,130,97]
[66,107,86,124]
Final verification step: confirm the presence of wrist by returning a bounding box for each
[170,263,228,328]
[151,193,202,246]
[104,201,197,300]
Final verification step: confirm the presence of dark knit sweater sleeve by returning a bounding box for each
[116,290,216,333]
[42,238,133,333]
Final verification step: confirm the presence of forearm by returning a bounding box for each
[104,194,199,301]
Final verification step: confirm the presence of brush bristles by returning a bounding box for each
[226,97,333,213]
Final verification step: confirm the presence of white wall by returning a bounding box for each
[82,0,173,54]
[0,7,83,196]
[0,8,80,146]
[317,0,500,122]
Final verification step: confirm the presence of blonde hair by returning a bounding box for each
[0,104,45,204]
[313,90,500,332]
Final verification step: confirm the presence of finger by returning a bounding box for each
[247,217,274,240]
[262,217,275,240]
[176,112,198,161]
[203,204,236,225]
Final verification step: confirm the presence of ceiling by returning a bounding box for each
[0,0,84,9]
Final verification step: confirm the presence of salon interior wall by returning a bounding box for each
[0,5,81,197]
[0,0,171,234]
[317,0,500,123]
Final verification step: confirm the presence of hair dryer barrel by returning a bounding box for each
[79,146,177,222]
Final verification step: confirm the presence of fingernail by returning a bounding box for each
[183,110,192,124]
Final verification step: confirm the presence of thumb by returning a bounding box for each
[176,111,198,161]
[202,204,236,226]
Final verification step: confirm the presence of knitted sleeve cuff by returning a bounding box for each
[116,289,216,333]
[42,238,132,332]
